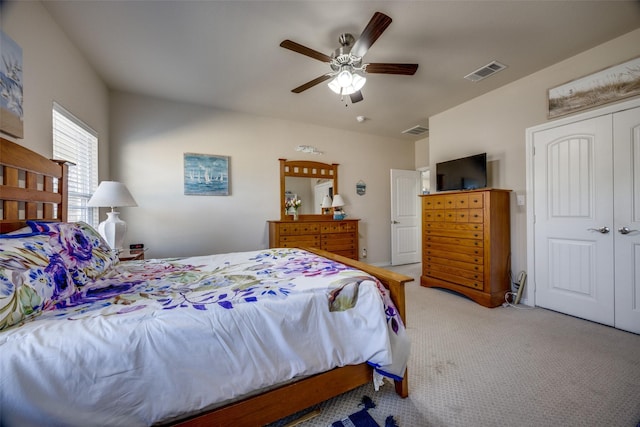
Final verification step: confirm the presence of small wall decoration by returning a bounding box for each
[548,55,640,119]
[356,180,366,196]
[184,153,230,196]
[0,31,23,138]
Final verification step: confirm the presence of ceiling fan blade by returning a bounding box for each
[365,63,419,75]
[350,91,364,103]
[280,40,332,63]
[292,74,333,93]
[351,12,393,58]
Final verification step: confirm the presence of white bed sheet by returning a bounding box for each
[0,249,405,426]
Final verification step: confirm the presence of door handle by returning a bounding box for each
[587,226,610,234]
[392,220,400,224]
[618,226,637,235]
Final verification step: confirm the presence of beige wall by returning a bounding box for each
[414,136,429,169]
[1,1,109,174]
[429,28,640,301]
[109,91,415,263]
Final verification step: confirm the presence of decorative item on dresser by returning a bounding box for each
[420,188,511,308]
[331,194,346,220]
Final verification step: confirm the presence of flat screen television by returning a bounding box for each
[436,153,487,192]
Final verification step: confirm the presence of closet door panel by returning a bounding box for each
[613,106,640,334]
[532,115,615,326]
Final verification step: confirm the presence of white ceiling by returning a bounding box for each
[41,0,640,140]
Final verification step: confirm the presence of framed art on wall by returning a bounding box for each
[184,153,230,196]
[548,55,640,119]
[0,31,24,138]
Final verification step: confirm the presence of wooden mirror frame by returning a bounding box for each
[279,158,339,221]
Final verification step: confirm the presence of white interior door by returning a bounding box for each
[532,115,615,326]
[613,106,640,334]
[390,169,421,265]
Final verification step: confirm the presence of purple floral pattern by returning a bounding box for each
[27,221,118,286]
[0,233,76,330]
[35,249,403,338]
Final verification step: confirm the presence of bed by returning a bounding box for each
[0,137,412,426]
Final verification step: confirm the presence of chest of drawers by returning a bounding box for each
[268,219,359,260]
[421,189,511,307]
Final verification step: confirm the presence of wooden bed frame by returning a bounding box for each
[1,137,413,427]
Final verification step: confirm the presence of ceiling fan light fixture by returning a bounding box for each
[280,12,418,103]
[337,67,354,87]
[327,78,342,94]
[352,70,366,90]
[327,68,366,95]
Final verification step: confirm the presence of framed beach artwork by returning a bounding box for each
[0,31,24,138]
[184,153,230,196]
[548,55,640,119]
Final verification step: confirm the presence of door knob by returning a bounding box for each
[392,220,400,224]
[587,226,610,234]
[618,226,637,235]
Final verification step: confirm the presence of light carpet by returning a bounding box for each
[271,262,640,427]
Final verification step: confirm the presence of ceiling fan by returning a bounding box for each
[280,11,419,104]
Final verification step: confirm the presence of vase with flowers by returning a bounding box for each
[285,196,302,220]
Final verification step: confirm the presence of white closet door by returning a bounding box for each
[613,106,640,334]
[533,115,615,326]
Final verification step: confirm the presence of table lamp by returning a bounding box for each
[321,194,333,214]
[331,194,346,220]
[88,181,138,250]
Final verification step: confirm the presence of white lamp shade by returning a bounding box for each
[88,181,138,208]
[321,195,333,208]
[336,68,353,86]
[332,194,345,208]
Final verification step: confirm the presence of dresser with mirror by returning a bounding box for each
[267,159,359,260]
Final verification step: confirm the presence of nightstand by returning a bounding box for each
[117,248,146,261]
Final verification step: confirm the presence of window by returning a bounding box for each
[52,102,99,227]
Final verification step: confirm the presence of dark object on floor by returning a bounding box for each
[359,395,376,410]
[331,408,379,427]
[331,396,399,427]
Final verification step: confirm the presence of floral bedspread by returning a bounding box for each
[0,248,408,427]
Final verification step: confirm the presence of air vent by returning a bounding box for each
[402,125,429,136]
[464,61,507,82]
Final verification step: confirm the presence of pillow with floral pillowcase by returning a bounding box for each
[0,233,76,330]
[27,221,118,287]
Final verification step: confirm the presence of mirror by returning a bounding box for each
[284,177,333,215]
[279,159,339,220]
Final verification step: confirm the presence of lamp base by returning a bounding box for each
[97,211,127,250]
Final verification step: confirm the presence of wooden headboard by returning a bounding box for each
[0,137,70,233]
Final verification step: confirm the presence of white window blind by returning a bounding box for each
[52,102,99,227]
